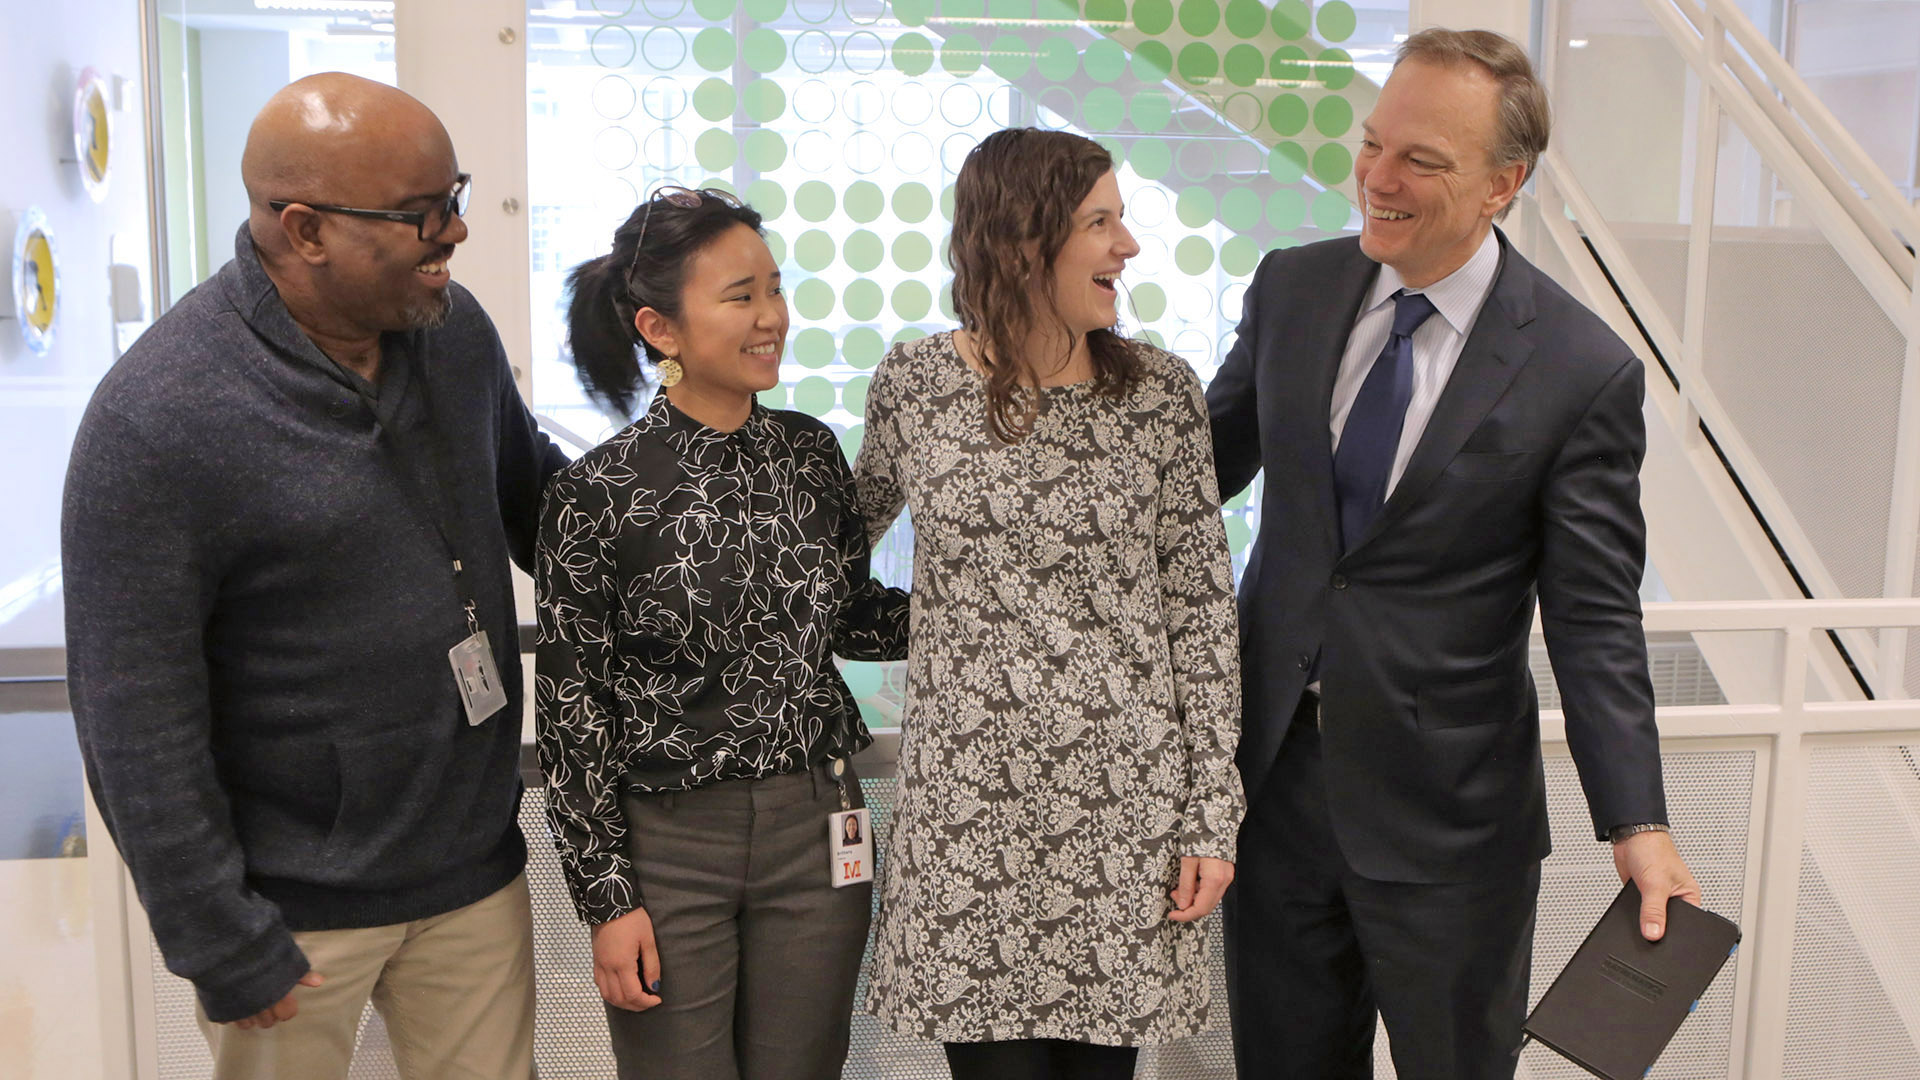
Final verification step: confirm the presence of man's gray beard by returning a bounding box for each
[399,288,453,330]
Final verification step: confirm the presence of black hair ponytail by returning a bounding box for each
[562,191,766,420]
[564,247,646,419]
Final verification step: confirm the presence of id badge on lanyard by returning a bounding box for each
[827,759,872,887]
[353,369,506,729]
[449,601,507,726]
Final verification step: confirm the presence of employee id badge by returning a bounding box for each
[448,631,508,726]
[829,808,873,888]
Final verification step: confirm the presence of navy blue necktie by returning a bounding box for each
[1333,289,1437,553]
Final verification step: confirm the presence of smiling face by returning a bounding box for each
[1354,57,1526,288]
[347,185,467,333]
[637,221,788,407]
[1039,170,1140,337]
[275,96,470,334]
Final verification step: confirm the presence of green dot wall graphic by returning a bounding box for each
[525,0,1408,625]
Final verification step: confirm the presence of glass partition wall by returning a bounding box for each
[151,0,397,307]
[523,0,1410,731]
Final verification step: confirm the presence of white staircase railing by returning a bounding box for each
[1534,0,1920,699]
[1522,2,1920,1075]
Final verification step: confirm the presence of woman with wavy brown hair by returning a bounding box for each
[852,128,1246,1079]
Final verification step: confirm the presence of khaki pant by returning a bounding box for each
[197,874,536,1080]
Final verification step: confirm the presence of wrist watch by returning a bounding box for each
[1608,822,1671,844]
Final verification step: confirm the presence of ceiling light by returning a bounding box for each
[254,0,396,13]
[1568,38,1590,48]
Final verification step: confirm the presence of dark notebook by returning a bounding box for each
[1522,882,1741,1080]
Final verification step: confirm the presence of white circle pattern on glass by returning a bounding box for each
[792,78,835,123]
[588,25,636,68]
[889,81,934,126]
[530,0,1391,718]
[640,26,688,69]
[842,79,885,124]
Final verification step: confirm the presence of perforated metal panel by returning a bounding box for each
[1782,743,1920,1080]
[523,795,619,1078]
[1375,750,1755,1080]
[1534,639,1728,711]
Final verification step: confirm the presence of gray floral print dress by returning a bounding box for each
[853,331,1245,1046]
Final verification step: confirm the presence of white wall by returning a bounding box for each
[1413,0,1532,39]
[0,0,151,650]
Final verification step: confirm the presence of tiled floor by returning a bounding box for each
[0,856,103,1080]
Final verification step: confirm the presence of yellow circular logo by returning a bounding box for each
[74,68,111,202]
[13,208,59,354]
[23,231,56,332]
[84,92,110,182]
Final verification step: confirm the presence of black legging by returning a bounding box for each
[944,1038,1139,1080]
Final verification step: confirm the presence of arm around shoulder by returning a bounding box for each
[1206,250,1281,501]
[1154,360,1246,860]
[829,443,910,662]
[490,328,572,574]
[850,349,912,547]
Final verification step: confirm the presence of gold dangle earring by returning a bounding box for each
[657,353,684,388]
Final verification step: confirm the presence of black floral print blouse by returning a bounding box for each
[535,392,909,923]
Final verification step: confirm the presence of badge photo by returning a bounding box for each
[829,808,872,888]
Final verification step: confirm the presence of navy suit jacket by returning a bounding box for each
[1207,230,1667,884]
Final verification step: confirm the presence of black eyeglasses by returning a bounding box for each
[269,173,473,242]
[629,185,742,280]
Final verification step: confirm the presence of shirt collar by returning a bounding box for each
[642,388,775,460]
[1361,227,1502,336]
[218,221,419,391]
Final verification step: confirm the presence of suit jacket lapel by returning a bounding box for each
[1347,232,1539,554]
[1300,246,1382,558]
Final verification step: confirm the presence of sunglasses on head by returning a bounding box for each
[628,185,743,280]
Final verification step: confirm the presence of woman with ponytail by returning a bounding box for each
[534,187,908,1080]
[853,129,1246,1078]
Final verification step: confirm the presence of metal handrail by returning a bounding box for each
[1696,0,1920,261]
[534,412,598,454]
[1647,0,1918,288]
[1531,157,1876,649]
[1539,0,1920,698]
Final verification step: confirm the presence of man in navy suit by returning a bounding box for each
[1207,28,1701,1080]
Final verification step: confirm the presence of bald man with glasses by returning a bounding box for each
[65,73,568,1080]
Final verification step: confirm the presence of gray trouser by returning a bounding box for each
[608,760,873,1080]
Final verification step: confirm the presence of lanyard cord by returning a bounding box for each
[339,351,484,636]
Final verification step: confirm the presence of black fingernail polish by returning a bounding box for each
[649,980,661,993]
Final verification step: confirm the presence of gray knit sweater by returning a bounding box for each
[63,226,568,1022]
